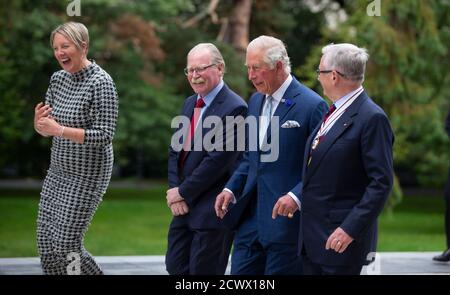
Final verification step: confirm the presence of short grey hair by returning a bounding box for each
[321,43,369,82]
[247,35,291,75]
[188,43,226,73]
[50,22,89,54]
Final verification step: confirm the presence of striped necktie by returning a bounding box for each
[259,95,274,148]
[179,97,206,167]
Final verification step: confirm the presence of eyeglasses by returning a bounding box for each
[184,64,216,76]
[316,68,347,77]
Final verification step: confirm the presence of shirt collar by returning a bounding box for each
[266,75,292,103]
[197,79,224,107]
[333,86,363,109]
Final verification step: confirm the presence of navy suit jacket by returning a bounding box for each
[298,91,394,266]
[224,76,327,243]
[168,83,247,229]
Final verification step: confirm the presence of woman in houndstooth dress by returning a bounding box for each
[34,22,118,275]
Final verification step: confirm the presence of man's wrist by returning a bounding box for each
[287,191,301,210]
[223,188,237,204]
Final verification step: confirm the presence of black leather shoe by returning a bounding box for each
[433,249,450,262]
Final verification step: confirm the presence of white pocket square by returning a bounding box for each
[281,120,301,128]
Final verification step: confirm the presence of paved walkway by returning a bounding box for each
[1,252,449,275]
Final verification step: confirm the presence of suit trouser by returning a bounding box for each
[230,214,302,275]
[302,254,362,275]
[165,218,234,275]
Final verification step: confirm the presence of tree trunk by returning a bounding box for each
[229,0,252,58]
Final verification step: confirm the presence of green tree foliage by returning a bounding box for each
[1,0,446,190]
[301,0,450,189]
[0,0,195,178]
[0,1,64,176]
[0,0,253,178]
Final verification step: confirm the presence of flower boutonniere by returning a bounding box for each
[281,98,293,106]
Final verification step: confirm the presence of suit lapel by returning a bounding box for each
[254,93,265,150]
[183,95,196,119]
[201,84,227,120]
[302,123,320,184]
[263,77,300,148]
[188,84,227,152]
[304,92,368,182]
[176,95,196,162]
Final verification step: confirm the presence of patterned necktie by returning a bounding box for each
[316,103,336,143]
[323,103,336,124]
[179,97,206,167]
[259,95,274,148]
[307,103,337,166]
[190,98,206,139]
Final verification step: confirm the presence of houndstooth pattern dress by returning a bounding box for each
[37,62,118,275]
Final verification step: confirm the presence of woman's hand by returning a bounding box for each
[34,103,53,137]
[37,116,62,137]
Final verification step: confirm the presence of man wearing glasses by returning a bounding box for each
[165,43,247,275]
[298,43,394,274]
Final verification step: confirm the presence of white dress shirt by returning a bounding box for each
[224,75,301,210]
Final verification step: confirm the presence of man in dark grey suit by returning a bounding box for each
[298,43,394,275]
[166,43,247,274]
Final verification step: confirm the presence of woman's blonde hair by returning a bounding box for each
[50,22,89,54]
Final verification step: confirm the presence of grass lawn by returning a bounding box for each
[378,194,446,251]
[0,186,447,257]
[0,186,172,257]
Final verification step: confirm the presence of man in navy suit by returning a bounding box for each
[215,36,327,275]
[298,43,394,275]
[165,43,247,275]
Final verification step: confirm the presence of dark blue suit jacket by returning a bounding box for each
[168,83,248,229]
[224,77,327,244]
[298,91,394,266]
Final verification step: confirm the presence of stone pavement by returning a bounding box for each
[1,252,449,275]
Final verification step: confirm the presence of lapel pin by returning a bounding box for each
[281,98,293,106]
